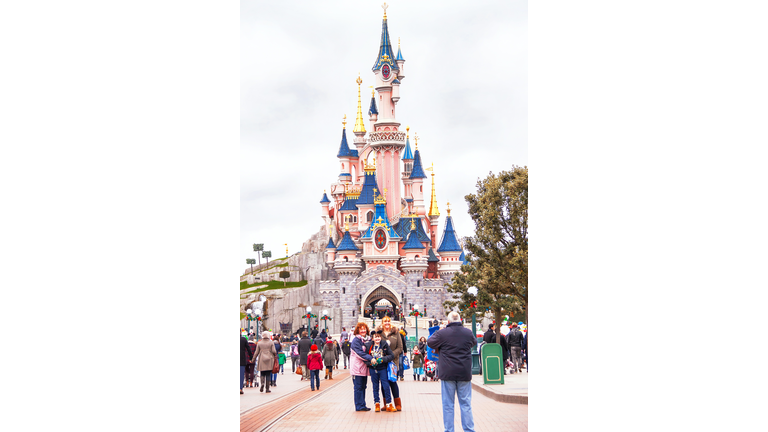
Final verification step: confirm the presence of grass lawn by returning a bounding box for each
[240,279,308,292]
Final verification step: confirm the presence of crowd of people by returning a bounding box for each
[481,321,528,374]
[240,314,507,432]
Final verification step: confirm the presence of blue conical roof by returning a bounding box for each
[437,216,462,252]
[337,128,354,158]
[402,227,424,250]
[326,237,336,249]
[459,251,469,265]
[427,247,439,262]
[396,45,404,61]
[409,149,427,179]
[402,137,413,160]
[368,95,378,116]
[372,17,400,72]
[356,170,380,205]
[336,231,359,251]
[320,192,331,204]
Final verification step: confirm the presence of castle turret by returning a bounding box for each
[436,203,463,276]
[395,37,405,80]
[409,137,428,215]
[326,225,337,264]
[320,190,331,224]
[337,116,355,185]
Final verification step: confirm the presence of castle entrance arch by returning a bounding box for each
[361,285,401,321]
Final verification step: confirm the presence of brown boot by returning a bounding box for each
[374,402,381,412]
[394,397,401,411]
[329,369,333,380]
[386,402,397,412]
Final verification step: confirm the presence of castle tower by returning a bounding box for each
[370,4,405,219]
[437,202,463,277]
[409,137,428,216]
[401,127,414,213]
[359,187,401,269]
[427,163,440,246]
[337,116,355,186]
[352,76,366,183]
[320,190,331,225]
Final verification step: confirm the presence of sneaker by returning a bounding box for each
[240,389,244,395]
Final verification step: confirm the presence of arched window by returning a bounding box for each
[342,163,345,169]
[420,186,423,192]
[342,287,346,294]
[367,211,373,222]
[353,216,357,222]
[344,256,348,262]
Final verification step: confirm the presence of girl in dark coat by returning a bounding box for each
[364,330,396,412]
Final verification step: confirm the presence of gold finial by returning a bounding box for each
[399,37,401,48]
[428,164,440,217]
[382,2,388,19]
[410,217,416,231]
[354,75,366,133]
[342,114,347,129]
[446,201,451,216]
[406,126,409,138]
[414,133,419,150]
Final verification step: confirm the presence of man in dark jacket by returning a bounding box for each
[318,329,328,342]
[310,326,319,339]
[297,331,313,381]
[506,323,524,373]
[341,339,351,369]
[482,323,496,344]
[240,336,253,395]
[427,311,476,432]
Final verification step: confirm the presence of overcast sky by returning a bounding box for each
[241,0,527,272]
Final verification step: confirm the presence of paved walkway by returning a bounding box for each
[241,368,527,431]
[471,370,528,404]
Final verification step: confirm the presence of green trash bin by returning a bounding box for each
[481,343,505,385]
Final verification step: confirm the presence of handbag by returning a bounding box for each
[402,354,410,370]
[295,365,303,375]
[387,361,398,382]
[272,356,280,373]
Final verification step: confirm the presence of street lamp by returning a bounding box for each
[305,306,317,333]
[321,309,332,331]
[468,286,480,374]
[254,308,263,337]
[410,304,424,341]
[246,308,253,335]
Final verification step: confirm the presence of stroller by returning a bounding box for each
[425,360,437,381]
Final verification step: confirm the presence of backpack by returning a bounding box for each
[290,344,299,357]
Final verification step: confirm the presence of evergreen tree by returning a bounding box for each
[445,166,528,344]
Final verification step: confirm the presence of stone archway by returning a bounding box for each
[361,285,401,320]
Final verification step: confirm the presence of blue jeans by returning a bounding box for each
[309,369,320,390]
[271,372,277,383]
[240,366,245,390]
[398,356,404,378]
[353,375,368,410]
[369,367,392,404]
[441,380,475,432]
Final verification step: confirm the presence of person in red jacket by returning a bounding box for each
[307,344,323,391]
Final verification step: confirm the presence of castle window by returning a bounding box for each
[343,287,346,294]
[344,256,348,262]
[367,211,373,222]
[420,186,423,192]
[417,280,421,287]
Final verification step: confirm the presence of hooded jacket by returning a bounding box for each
[427,322,476,381]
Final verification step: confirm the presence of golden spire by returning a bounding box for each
[382,2,388,20]
[406,126,409,139]
[446,201,451,216]
[354,75,366,133]
[410,217,416,231]
[342,114,347,129]
[414,133,418,151]
[428,163,440,216]
[370,86,374,98]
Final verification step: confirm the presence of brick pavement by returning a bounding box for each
[261,376,528,432]
[240,369,351,432]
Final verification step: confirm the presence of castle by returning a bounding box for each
[317,5,466,331]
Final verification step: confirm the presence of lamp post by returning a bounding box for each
[468,286,481,374]
[410,304,424,341]
[246,308,253,335]
[254,308,262,338]
[321,309,331,331]
[305,306,317,334]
